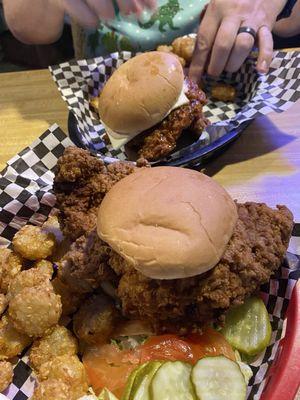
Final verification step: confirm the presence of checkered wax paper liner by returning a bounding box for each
[0,125,299,400]
[50,46,300,164]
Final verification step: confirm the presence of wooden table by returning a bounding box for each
[0,70,68,168]
[0,68,300,398]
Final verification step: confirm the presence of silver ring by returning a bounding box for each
[237,26,257,40]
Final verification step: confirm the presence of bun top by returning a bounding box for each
[97,167,238,280]
[98,51,184,135]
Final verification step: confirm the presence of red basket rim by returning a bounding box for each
[261,282,300,400]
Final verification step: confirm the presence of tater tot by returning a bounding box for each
[157,44,186,66]
[172,36,196,64]
[33,260,54,280]
[52,277,84,316]
[13,225,56,260]
[0,294,8,316]
[0,360,13,392]
[157,44,173,53]
[0,315,31,360]
[73,294,119,345]
[211,83,236,102]
[38,355,89,400]
[30,325,78,372]
[31,378,71,400]
[8,268,52,300]
[0,248,22,293]
[9,286,62,337]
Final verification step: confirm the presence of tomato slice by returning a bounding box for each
[83,329,235,397]
[83,344,140,397]
[140,335,194,363]
[186,328,236,361]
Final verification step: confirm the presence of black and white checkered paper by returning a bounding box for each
[0,125,299,400]
[50,48,300,165]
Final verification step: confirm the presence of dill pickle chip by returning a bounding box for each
[191,356,246,400]
[222,296,272,356]
[122,364,147,400]
[130,361,162,400]
[150,361,195,400]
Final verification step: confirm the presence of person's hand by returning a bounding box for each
[189,0,287,82]
[59,0,157,27]
[274,1,300,38]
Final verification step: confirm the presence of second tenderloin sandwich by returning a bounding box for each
[98,51,208,161]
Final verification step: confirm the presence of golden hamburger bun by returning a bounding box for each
[97,167,237,280]
[98,51,185,135]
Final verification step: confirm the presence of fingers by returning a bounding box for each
[118,0,138,15]
[142,0,157,11]
[63,0,98,27]
[117,0,130,15]
[225,23,256,73]
[189,8,220,82]
[207,17,241,76]
[86,0,115,21]
[117,0,146,16]
[256,26,273,74]
[131,0,143,16]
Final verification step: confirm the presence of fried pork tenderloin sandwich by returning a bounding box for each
[96,166,293,333]
[98,51,208,162]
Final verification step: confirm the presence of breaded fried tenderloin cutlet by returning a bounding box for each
[114,202,293,332]
[129,78,209,161]
[54,153,293,333]
[96,167,293,332]
[53,147,148,241]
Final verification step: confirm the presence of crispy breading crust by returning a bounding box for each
[53,147,138,241]
[73,294,120,345]
[58,230,116,294]
[116,203,293,332]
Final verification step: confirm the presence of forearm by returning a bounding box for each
[3,0,65,44]
[272,0,290,16]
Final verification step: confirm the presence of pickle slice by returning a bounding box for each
[191,356,246,400]
[222,296,272,356]
[122,364,147,400]
[150,361,195,400]
[130,361,162,400]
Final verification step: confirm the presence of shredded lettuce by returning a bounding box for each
[78,388,119,400]
[110,335,148,350]
[237,361,253,385]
